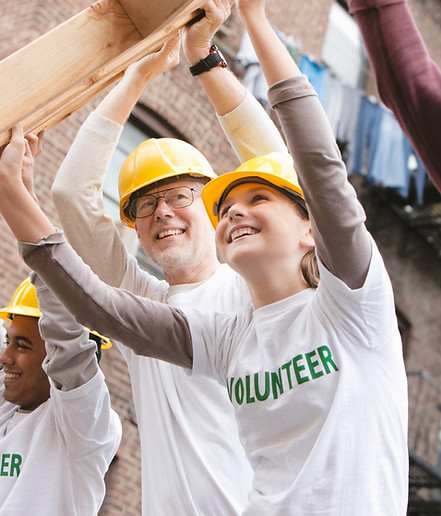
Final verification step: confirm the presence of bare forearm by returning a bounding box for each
[238,5,299,86]
[0,182,54,243]
[0,124,55,242]
[95,76,145,125]
[95,35,180,124]
[195,66,247,116]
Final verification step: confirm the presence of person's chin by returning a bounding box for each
[152,246,191,268]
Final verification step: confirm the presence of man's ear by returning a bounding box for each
[134,221,143,250]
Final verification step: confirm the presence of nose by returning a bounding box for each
[0,344,13,366]
[154,197,175,219]
[228,203,245,220]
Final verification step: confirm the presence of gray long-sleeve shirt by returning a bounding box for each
[19,75,371,367]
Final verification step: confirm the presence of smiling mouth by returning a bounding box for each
[4,371,21,383]
[157,229,185,240]
[230,227,258,243]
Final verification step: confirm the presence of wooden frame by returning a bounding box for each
[0,0,206,146]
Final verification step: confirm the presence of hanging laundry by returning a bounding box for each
[400,137,427,206]
[299,54,326,103]
[369,109,408,190]
[323,69,344,136]
[335,85,363,173]
[352,96,383,175]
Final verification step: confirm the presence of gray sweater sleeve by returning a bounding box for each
[20,233,193,369]
[268,76,372,289]
[32,273,99,391]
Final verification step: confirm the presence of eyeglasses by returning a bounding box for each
[131,186,201,219]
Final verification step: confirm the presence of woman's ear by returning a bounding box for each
[299,223,315,249]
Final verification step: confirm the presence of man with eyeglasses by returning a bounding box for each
[130,185,200,219]
[51,2,287,514]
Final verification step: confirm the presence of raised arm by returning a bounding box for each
[51,38,180,287]
[236,0,371,289]
[347,0,441,194]
[0,126,193,369]
[21,235,193,368]
[34,271,122,461]
[183,0,287,161]
[0,124,54,242]
[8,135,101,390]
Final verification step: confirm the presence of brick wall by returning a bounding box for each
[1,1,441,514]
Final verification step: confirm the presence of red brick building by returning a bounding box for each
[1,1,440,514]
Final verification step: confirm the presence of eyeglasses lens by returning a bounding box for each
[134,186,196,218]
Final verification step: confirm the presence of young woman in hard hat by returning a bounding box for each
[0,1,408,514]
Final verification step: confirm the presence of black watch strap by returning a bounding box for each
[189,44,227,77]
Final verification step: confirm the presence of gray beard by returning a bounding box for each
[146,243,198,274]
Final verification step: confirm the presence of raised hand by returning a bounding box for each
[0,124,54,243]
[235,0,299,86]
[0,124,27,189]
[21,131,43,204]
[95,35,181,124]
[182,0,232,65]
[123,35,181,90]
[235,0,265,22]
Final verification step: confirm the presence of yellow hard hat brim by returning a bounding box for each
[0,306,41,322]
[202,169,304,229]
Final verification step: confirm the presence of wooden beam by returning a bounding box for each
[0,0,206,146]
[118,0,204,38]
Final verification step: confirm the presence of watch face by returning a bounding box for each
[217,48,227,67]
[213,45,227,68]
[211,44,227,68]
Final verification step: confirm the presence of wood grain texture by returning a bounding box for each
[0,0,206,146]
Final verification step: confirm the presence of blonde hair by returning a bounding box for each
[301,249,319,288]
[292,202,320,289]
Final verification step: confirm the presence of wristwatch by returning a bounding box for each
[189,44,228,77]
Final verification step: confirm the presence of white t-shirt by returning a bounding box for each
[0,370,121,515]
[119,259,254,515]
[186,242,409,515]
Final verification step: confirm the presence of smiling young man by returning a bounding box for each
[0,276,121,515]
[1,314,49,412]
[50,1,288,513]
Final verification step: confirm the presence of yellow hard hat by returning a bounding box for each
[0,278,112,349]
[119,138,217,228]
[0,277,40,320]
[201,152,304,228]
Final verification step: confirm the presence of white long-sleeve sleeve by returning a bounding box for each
[51,113,127,287]
[217,89,287,162]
